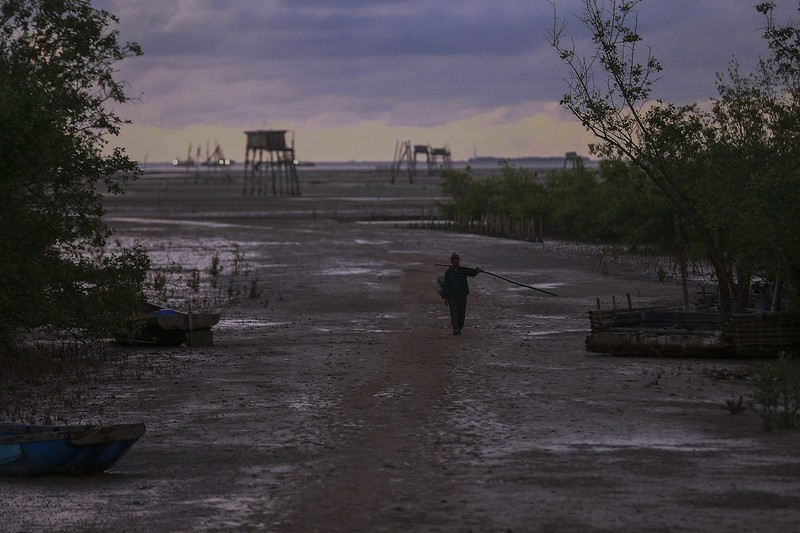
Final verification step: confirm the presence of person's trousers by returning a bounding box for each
[447,296,468,333]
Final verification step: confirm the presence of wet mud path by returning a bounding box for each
[282,265,463,531]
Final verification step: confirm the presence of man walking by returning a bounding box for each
[441,252,481,335]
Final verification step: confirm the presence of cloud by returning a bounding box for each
[96,0,780,161]
[104,1,571,128]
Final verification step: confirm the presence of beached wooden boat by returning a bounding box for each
[0,422,145,476]
[586,306,800,357]
[119,302,221,346]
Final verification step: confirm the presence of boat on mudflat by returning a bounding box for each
[0,422,145,476]
[119,302,221,346]
[586,305,800,357]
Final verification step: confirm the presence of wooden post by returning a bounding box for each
[596,298,602,328]
[538,215,544,242]
[188,301,193,347]
[770,268,780,312]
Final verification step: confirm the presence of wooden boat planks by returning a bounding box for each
[587,307,726,332]
[725,311,800,332]
[724,311,800,356]
[588,307,661,332]
[586,305,800,357]
[585,331,731,357]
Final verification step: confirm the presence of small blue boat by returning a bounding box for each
[119,302,221,346]
[0,422,145,476]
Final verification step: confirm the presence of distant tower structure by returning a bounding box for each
[413,144,432,176]
[391,140,415,184]
[243,130,301,196]
[430,145,453,172]
[564,151,578,170]
[391,141,452,183]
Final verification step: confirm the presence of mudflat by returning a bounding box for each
[3,171,799,532]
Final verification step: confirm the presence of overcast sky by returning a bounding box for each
[96,0,784,163]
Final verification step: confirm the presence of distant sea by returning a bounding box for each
[138,155,597,174]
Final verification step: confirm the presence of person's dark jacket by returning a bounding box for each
[442,266,479,299]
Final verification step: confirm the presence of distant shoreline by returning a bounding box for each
[137,155,597,175]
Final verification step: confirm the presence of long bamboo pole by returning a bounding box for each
[435,265,557,297]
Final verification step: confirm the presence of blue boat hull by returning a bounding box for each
[118,302,221,346]
[0,423,145,476]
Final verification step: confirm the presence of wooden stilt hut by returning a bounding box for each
[391,141,452,183]
[243,129,301,196]
[392,140,414,184]
[430,145,453,172]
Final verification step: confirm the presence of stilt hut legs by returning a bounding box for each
[243,129,301,196]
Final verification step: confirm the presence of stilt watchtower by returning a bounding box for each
[243,130,301,196]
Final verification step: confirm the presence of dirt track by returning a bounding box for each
[3,174,800,532]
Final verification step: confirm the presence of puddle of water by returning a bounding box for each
[539,436,732,453]
[477,438,728,459]
[321,267,398,276]
[536,282,564,289]
[288,394,333,412]
[373,386,411,399]
[502,282,565,291]
[376,312,407,320]
[322,268,375,276]
[257,263,294,269]
[270,464,294,475]
[106,216,259,230]
[355,220,449,226]
[181,495,271,528]
[218,319,291,331]
[523,328,588,337]
[354,239,392,245]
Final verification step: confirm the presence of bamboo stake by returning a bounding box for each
[435,264,557,297]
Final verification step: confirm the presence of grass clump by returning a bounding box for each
[0,339,155,424]
[749,353,800,431]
